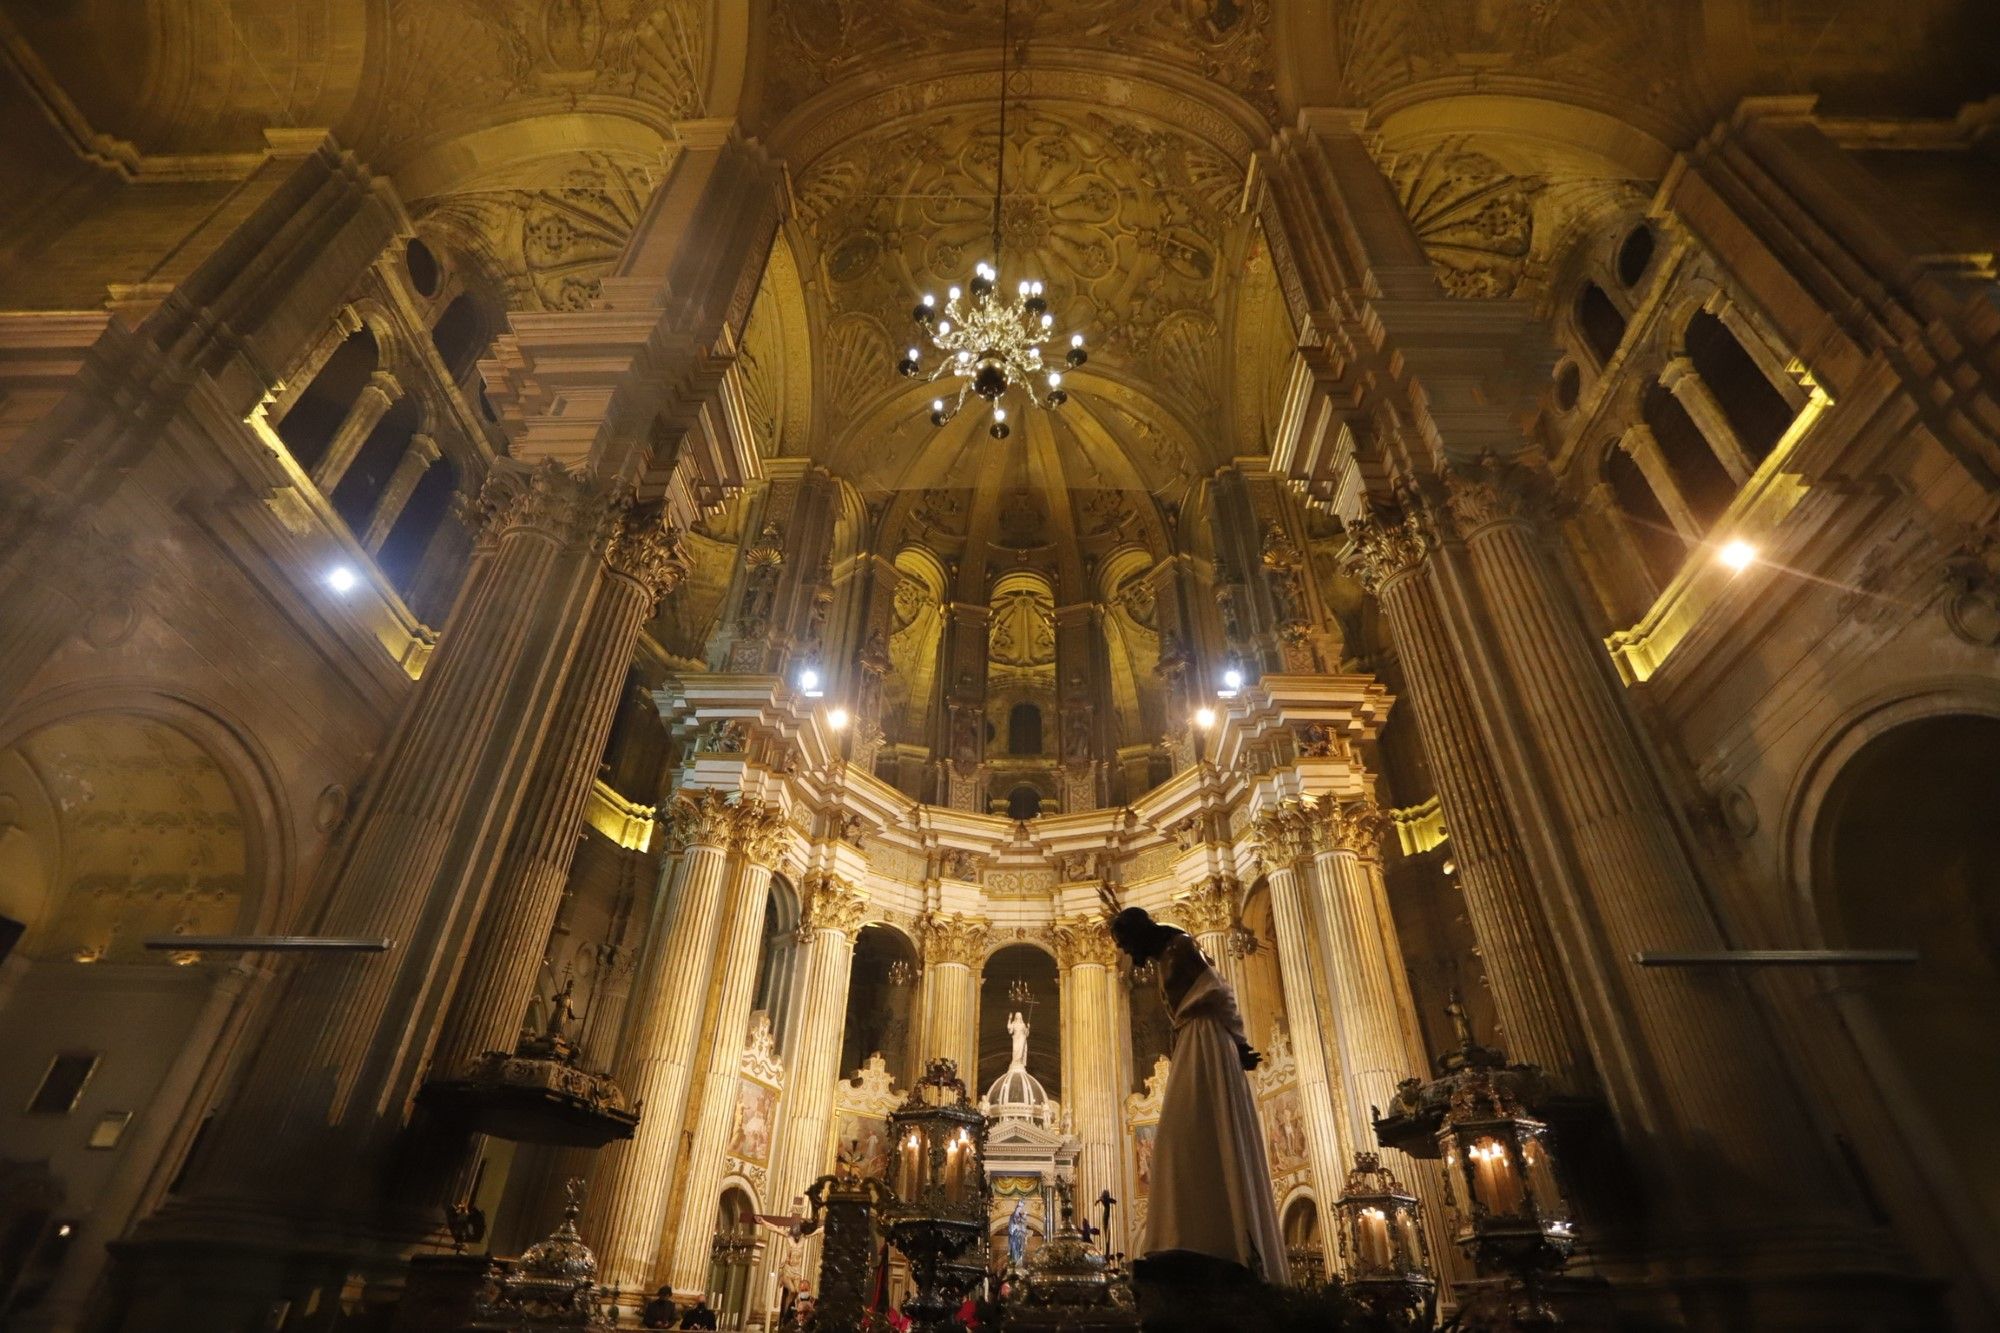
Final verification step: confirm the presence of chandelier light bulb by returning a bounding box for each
[1071,332,1084,347]
[922,293,935,307]
[908,347,921,361]
[1040,313,1054,328]
[957,349,972,363]
[993,406,1007,422]
[949,286,961,300]
[1032,281,1044,295]
[937,319,951,335]
[1018,280,1031,296]
[1048,371,1062,388]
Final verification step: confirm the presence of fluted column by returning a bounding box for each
[1248,808,1347,1260]
[362,432,443,550]
[766,876,868,1215]
[172,462,621,1221]
[311,368,402,492]
[584,791,739,1294]
[667,806,788,1292]
[1052,916,1128,1246]
[1173,876,1251,1026]
[1441,462,1851,1224]
[917,913,987,1081]
[1618,423,1704,540]
[1660,357,1755,483]
[1345,511,1592,1087]
[1304,798,1461,1282]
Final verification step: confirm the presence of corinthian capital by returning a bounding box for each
[1250,801,1314,868]
[800,873,868,938]
[1049,915,1120,970]
[1343,508,1430,593]
[661,788,738,852]
[472,460,624,551]
[1441,455,1573,536]
[920,912,990,968]
[731,800,791,868]
[1334,799,1393,861]
[1172,876,1239,936]
[605,508,690,610]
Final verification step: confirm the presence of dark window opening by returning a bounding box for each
[1685,310,1795,467]
[28,1053,98,1115]
[1616,225,1656,289]
[1553,362,1581,412]
[405,238,442,298]
[1008,702,1043,755]
[1640,384,1736,530]
[431,293,492,383]
[1603,445,1685,590]
[276,327,379,473]
[378,458,460,595]
[1577,282,1628,367]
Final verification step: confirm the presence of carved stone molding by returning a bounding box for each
[1048,915,1120,970]
[1439,456,1574,538]
[1310,797,1392,862]
[919,912,990,969]
[800,873,869,938]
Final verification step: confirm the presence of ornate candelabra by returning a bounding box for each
[887,1059,992,1332]
[1332,1152,1435,1328]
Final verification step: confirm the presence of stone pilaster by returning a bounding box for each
[1051,915,1128,1248]
[430,508,689,1083]
[1617,422,1704,540]
[1344,507,1593,1088]
[164,461,623,1235]
[917,913,988,1082]
[666,804,788,1292]
[583,789,739,1293]
[1437,459,1856,1231]
[1248,804,1347,1260]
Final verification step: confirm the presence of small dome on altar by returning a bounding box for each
[986,1063,1050,1115]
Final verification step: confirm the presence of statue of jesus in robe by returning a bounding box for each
[1109,906,1287,1285]
[1007,1010,1030,1071]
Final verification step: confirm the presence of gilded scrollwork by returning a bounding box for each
[920,912,991,969]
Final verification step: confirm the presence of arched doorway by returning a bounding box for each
[0,711,261,1324]
[978,944,1061,1097]
[1816,713,2000,1238]
[707,1185,759,1329]
[1281,1195,1324,1287]
[840,925,919,1087]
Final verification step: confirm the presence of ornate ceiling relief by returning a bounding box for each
[419,153,669,311]
[363,0,709,161]
[1381,138,1542,300]
[762,0,1276,125]
[1311,0,1704,138]
[792,97,1245,467]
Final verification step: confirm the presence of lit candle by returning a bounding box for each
[1468,1138,1523,1216]
[903,1131,923,1196]
[1356,1206,1392,1270]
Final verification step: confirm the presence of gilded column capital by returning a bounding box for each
[605,508,691,610]
[1331,798,1393,862]
[1049,915,1120,970]
[799,873,868,939]
[660,788,738,853]
[730,800,791,868]
[471,460,624,551]
[1249,801,1314,868]
[1172,876,1239,936]
[1342,507,1431,594]
[920,912,990,968]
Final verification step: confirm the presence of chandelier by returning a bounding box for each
[896,0,1087,440]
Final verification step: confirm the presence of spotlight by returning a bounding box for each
[799,668,822,696]
[1193,706,1217,731]
[325,566,359,594]
[1717,539,1757,573]
[827,707,850,731]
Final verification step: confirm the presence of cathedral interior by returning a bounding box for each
[0,1,1997,1330]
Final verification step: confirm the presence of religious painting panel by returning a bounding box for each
[834,1109,892,1181]
[729,1076,779,1165]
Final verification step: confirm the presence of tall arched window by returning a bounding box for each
[1685,310,1795,467]
[329,396,422,533]
[377,458,460,596]
[1008,702,1043,755]
[841,926,919,1087]
[277,327,378,473]
[1576,282,1628,367]
[1603,445,1685,590]
[1616,225,1656,289]
[751,876,800,1053]
[1640,383,1735,529]
[430,292,494,383]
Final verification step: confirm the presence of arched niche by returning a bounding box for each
[1812,712,2000,1234]
[977,943,1061,1098]
[883,547,948,750]
[840,923,920,1088]
[1280,1193,1324,1286]
[1235,880,1286,1053]
[708,1183,760,1325]
[752,874,802,1056]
